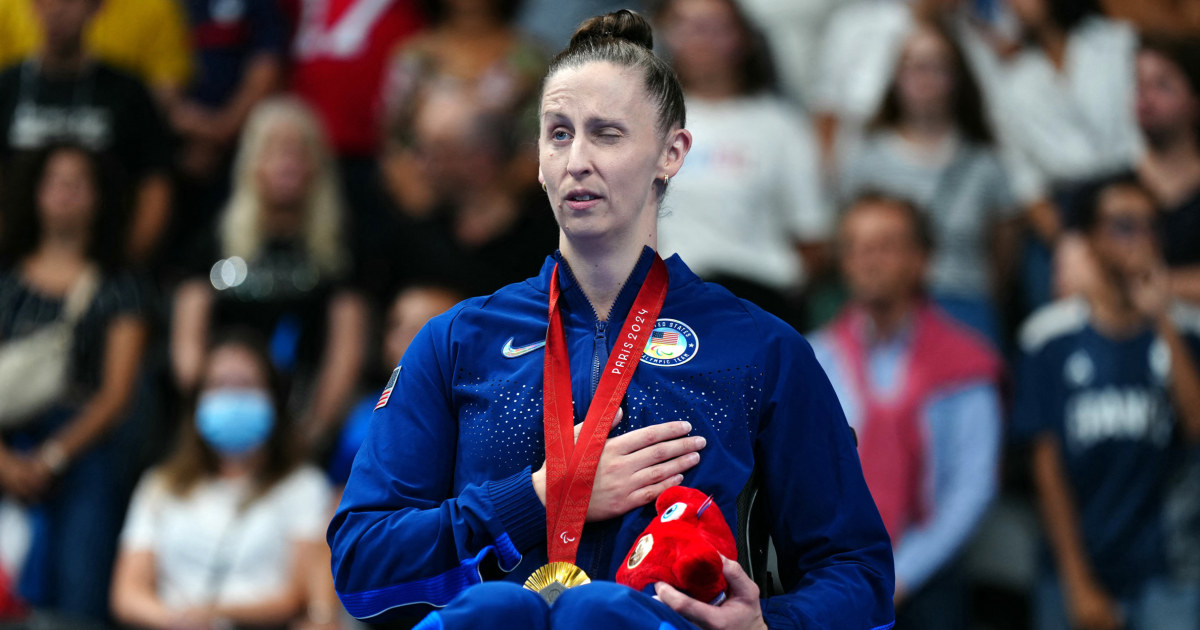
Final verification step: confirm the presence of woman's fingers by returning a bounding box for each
[720,555,760,601]
[573,407,624,443]
[626,473,686,510]
[609,420,693,455]
[654,581,706,622]
[587,417,705,520]
[627,434,706,471]
[653,557,768,630]
[631,449,701,487]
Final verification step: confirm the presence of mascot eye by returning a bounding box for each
[660,502,688,522]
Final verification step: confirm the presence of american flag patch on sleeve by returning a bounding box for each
[375,366,402,410]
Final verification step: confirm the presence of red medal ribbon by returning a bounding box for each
[543,254,669,563]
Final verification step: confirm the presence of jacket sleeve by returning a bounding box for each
[328,308,547,621]
[756,323,896,630]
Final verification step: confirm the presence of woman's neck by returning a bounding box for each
[260,201,304,241]
[218,455,258,480]
[559,230,655,321]
[33,228,89,260]
[38,47,87,76]
[898,114,953,145]
[1141,135,1200,207]
[23,232,90,294]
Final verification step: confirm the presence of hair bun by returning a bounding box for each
[569,9,654,52]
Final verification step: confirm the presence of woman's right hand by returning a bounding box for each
[533,409,706,522]
[168,606,218,630]
[1065,577,1124,630]
[0,449,51,502]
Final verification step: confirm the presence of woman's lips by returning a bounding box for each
[565,198,602,211]
[564,190,604,211]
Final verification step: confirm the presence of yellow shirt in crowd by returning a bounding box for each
[0,0,192,92]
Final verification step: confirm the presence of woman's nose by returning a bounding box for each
[565,137,594,179]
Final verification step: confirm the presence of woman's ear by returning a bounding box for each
[662,128,692,179]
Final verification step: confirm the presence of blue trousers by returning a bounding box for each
[414,581,702,630]
[10,386,150,623]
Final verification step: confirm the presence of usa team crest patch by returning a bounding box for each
[375,366,402,410]
[640,319,698,367]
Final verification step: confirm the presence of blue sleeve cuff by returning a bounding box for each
[762,599,796,630]
[488,467,546,554]
[338,537,518,619]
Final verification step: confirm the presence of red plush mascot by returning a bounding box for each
[616,486,737,604]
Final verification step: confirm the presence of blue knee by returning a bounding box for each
[554,580,638,611]
[552,581,691,629]
[418,582,549,630]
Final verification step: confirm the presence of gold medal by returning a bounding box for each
[523,562,591,605]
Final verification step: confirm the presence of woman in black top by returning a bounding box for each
[0,143,149,621]
[170,97,369,455]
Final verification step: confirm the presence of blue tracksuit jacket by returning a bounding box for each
[329,248,895,629]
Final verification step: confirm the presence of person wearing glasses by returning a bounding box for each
[1015,176,1200,630]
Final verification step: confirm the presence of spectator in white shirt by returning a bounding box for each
[736,0,841,109]
[968,0,1140,210]
[655,0,830,326]
[839,20,1020,344]
[961,0,1140,306]
[812,0,913,161]
[810,0,964,166]
[111,331,339,630]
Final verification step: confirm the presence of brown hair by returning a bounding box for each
[1140,34,1200,141]
[1075,173,1160,235]
[870,20,994,145]
[653,0,777,96]
[159,329,300,505]
[0,143,130,272]
[543,9,687,134]
[841,192,936,254]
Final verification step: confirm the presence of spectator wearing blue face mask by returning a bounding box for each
[110,330,341,630]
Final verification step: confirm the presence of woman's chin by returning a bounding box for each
[559,218,613,243]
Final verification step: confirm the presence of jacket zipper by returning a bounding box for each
[589,320,609,398]
[584,319,614,578]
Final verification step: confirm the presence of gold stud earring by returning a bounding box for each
[541,182,547,192]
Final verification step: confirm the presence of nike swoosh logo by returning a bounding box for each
[502,337,547,358]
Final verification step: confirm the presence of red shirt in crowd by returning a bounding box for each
[286,0,424,156]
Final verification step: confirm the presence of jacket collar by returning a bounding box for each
[532,247,702,322]
[533,246,656,324]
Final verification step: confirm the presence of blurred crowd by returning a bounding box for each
[0,0,1196,629]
